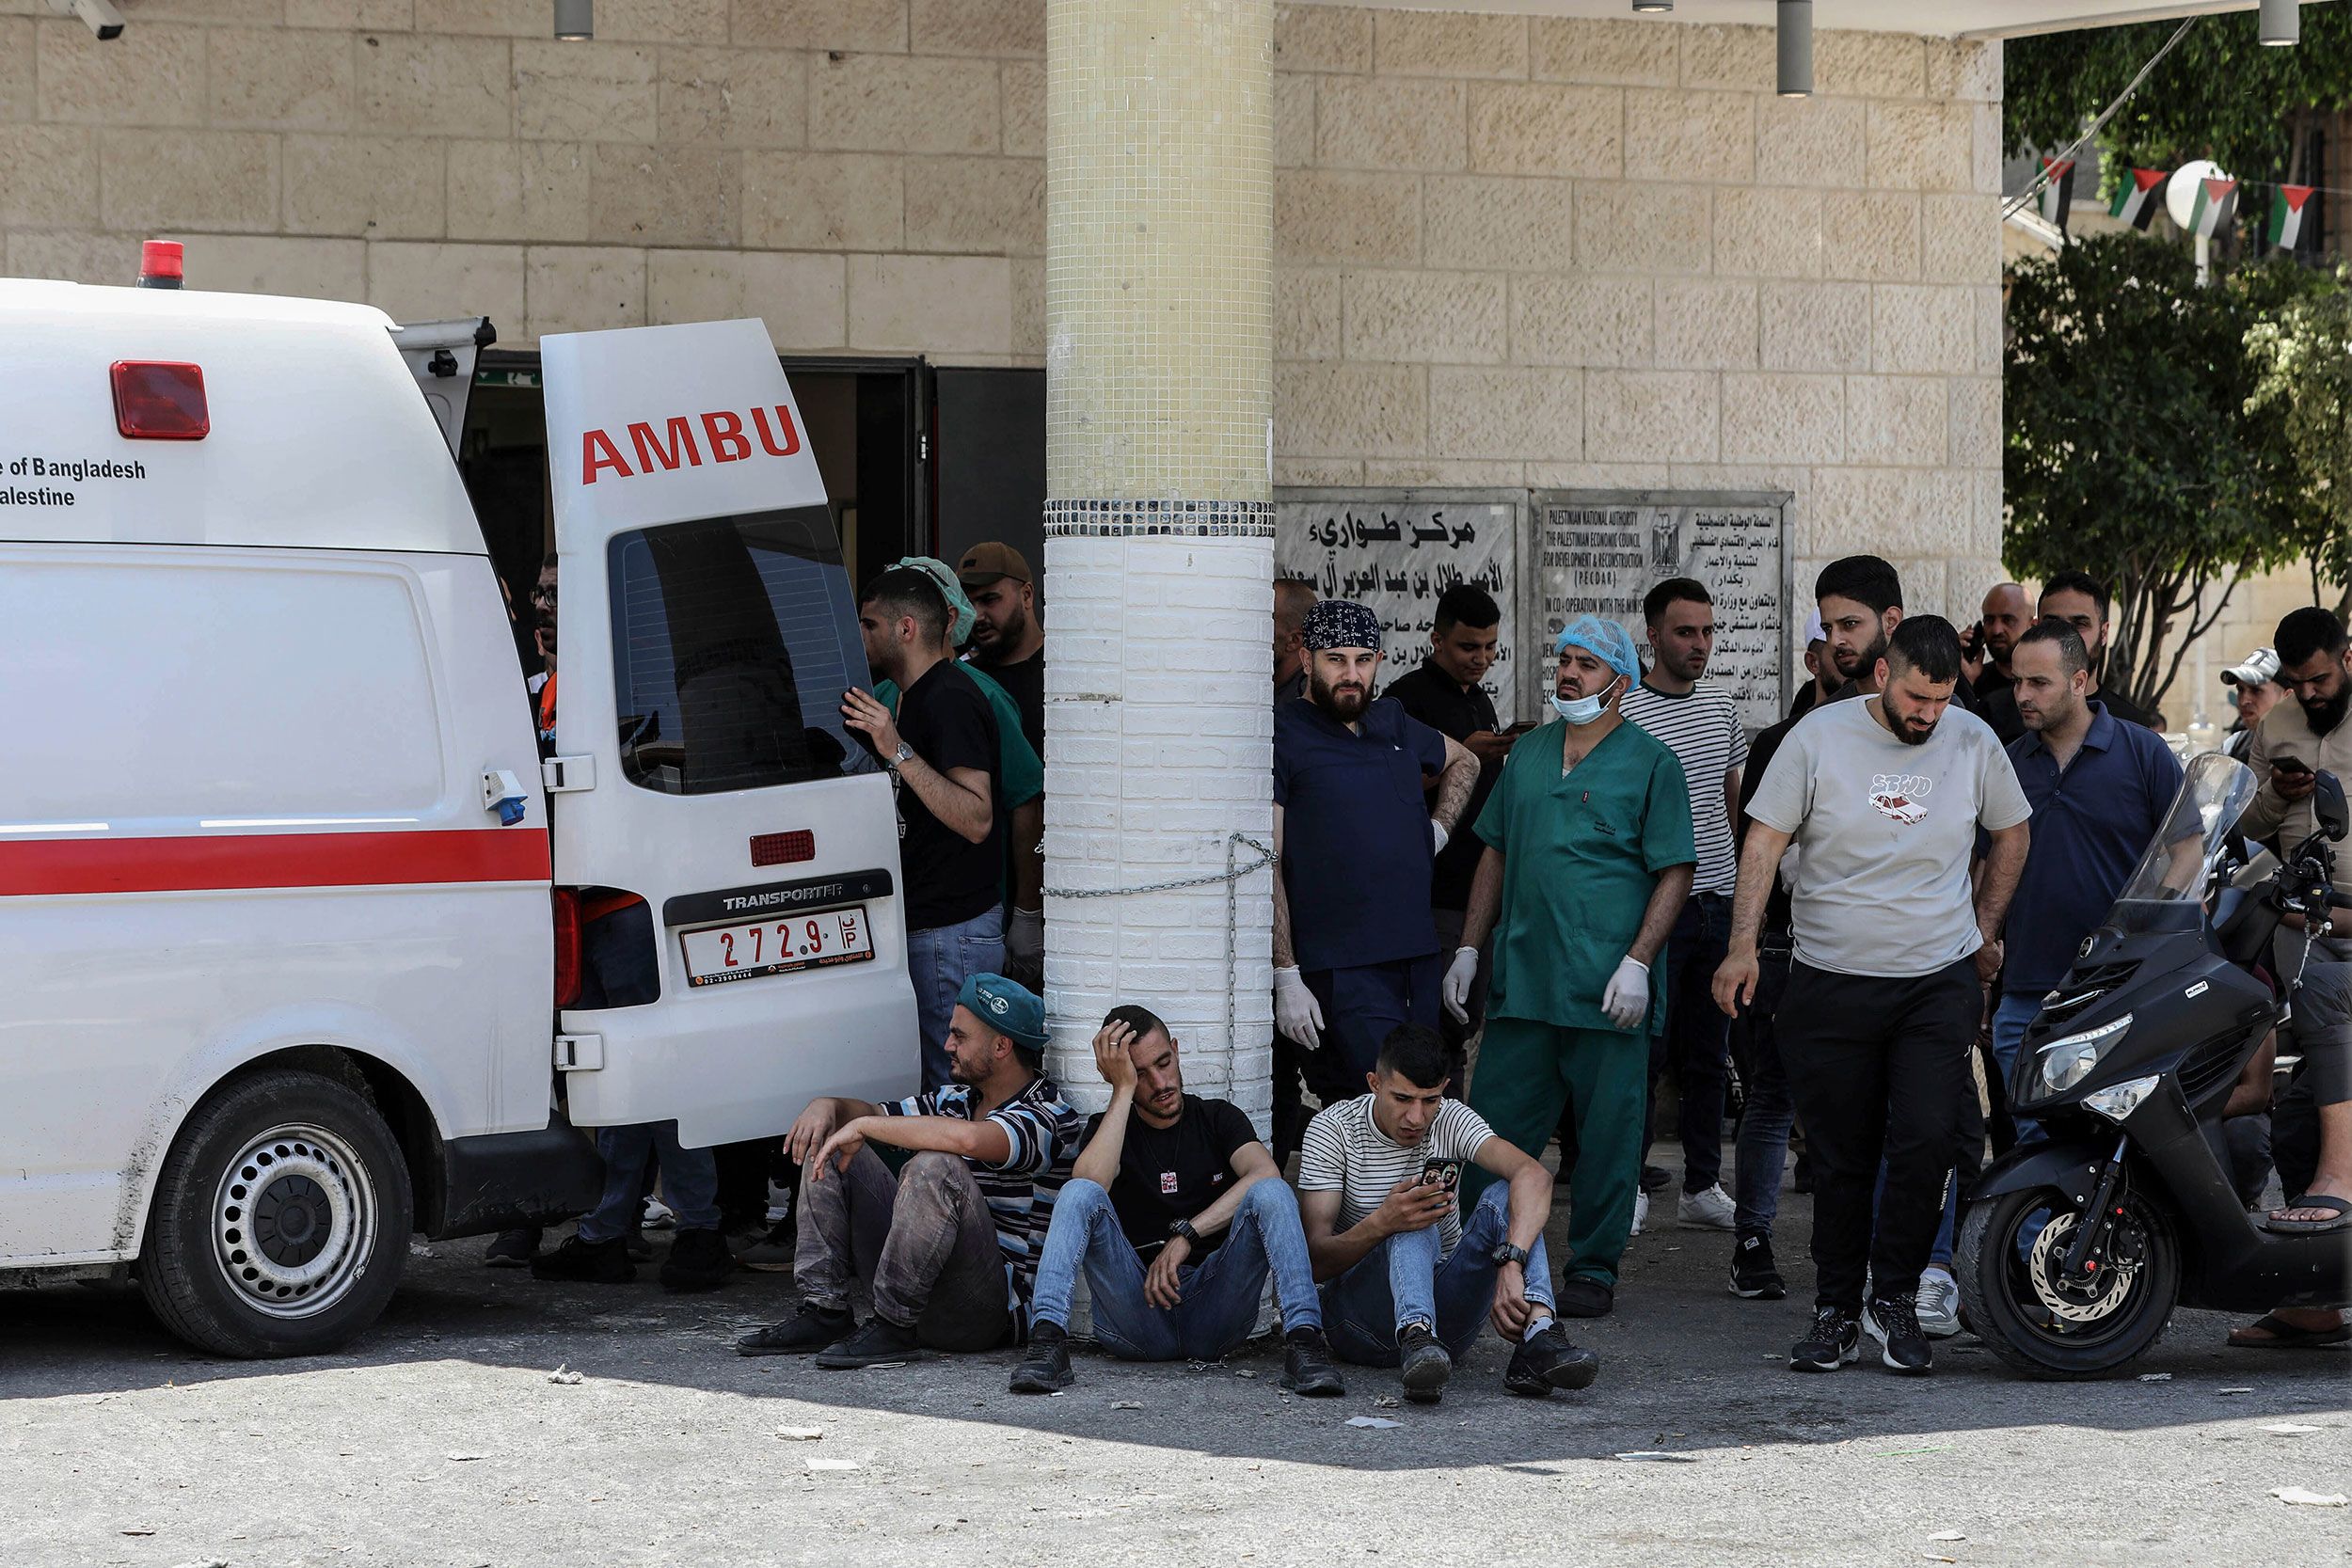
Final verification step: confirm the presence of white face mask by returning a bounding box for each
[1551,673,1621,726]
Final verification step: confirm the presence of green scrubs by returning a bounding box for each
[1462,717,1694,1290]
[876,665,1042,902]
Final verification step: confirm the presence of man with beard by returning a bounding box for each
[958,543,1044,754]
[1274,599,1481,1102]
[1982,573,2157,735]
[1716,615,2029,1376]
[1621,579,1748,1234]
[1971,582,2031,743]
[2243,607,2352,919]
[1010,1005,1344,1395]
[1447,616,1695,1318]
[1993,620,2183,1144]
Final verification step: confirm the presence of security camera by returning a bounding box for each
[46,0,126,40]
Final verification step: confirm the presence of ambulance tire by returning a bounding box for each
[138,1069,413,1359]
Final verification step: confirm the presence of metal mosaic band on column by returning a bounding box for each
[1042,499,1276,539]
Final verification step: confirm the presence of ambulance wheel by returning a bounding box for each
[138,1069,412,1358]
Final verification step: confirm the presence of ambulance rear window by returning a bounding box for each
[607,507,875,796]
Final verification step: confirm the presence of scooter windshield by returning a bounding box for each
[2100,751,2257,937]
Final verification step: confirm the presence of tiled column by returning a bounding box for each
[1041,0,1276,1129]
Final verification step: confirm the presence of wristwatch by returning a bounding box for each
[1168,1218,1200,1244]
[1490,1242,1530,1268]
[888,740,915,771]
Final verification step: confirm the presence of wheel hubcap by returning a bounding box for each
[211,1124,376,1320]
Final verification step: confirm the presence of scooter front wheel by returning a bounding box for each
[1956,1183,2181,1380]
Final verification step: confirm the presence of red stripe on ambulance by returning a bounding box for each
[0,830,552,896]
[580,404,803,484]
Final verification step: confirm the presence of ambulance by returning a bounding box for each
[0,252,918,1356]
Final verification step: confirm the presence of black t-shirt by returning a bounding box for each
[1976,681,2026,745]
[971,648,1044,758]
[1080,1095,1259,1258]
[887,660,1003,930]
[1384,659,1498,911]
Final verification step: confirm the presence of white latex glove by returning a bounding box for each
[1430,819,1449,857]
[1441,946,1479,1023]
[1004,907,1043,985]
[1273,965,1324,1051]
[1600,955,1651,1030]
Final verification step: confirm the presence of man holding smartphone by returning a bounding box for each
[2244,608,2352,923]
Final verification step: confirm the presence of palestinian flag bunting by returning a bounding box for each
[2039,158,2076,231]
[2108,166,2168,230]
[2268,184,2316,250]
[2188,176,2238,240]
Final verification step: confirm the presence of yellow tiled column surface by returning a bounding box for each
[1041,0,1278,1126]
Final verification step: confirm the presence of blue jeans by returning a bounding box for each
[1991,992,2046,1147]
[1029,1180,1321,1358]
[908,905,1006,1090]
[1732,948,1797,1236]
[1318,1182,1553,1365]
[576,1121,719,1242]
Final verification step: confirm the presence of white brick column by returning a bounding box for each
[1041,0,1276,1130]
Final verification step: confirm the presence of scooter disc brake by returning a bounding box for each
[2026,1212,2141,1325]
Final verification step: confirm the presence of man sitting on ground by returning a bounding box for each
[734,974,1078,1368]
[1298,1025,1599,1404]
[1010,1006,1346,1395]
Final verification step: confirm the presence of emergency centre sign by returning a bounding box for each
[541,318,830,531]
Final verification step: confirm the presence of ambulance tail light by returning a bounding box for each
[552,889,583,1007]
[110,361,209,440]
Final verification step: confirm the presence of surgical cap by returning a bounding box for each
[1552,614,1639,684]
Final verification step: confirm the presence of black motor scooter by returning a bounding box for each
[1956,752,2352,1378]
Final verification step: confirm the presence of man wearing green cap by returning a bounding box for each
[735,972,1080,1368]
[1448,615,1695,1319]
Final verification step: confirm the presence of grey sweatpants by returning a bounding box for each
[794,1146,1012,1352]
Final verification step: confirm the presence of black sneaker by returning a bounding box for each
[482,1227,542,1268]
[1009,1322,1073,1393]
[815,1314,922,1370]
[659,1227,733,1293]
[1789,1306,1861,1372]
[735,1299,853,1356]
[1504,1323,1600,1396]
[1396,1322,1451,1404]
[1641,1164,1673,1194]
[1279,1327,1346,1397]
[529,1233,634,1284]
[1867,1292,1934,1375]
[1728,1233,1786,1300]
[622,1227,654,1263]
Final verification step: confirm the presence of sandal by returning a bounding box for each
[2226,1312,2351,1350]
[2261,1193,2352,1236]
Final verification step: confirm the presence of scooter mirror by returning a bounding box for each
[2314,769,2349,843]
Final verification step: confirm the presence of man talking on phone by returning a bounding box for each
[2243,607,2352,927]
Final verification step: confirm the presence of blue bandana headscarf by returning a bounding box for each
[1303,598,1382,654]
[1552,615,1640,684]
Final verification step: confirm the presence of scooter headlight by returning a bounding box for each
[2083,1073,2162,1123]
[2038,1014,2133,1096]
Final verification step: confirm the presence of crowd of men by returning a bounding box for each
[501,536,2351,1390]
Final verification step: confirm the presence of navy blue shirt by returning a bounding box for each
[2002,702,2185,996]
[1274,694,1448,973]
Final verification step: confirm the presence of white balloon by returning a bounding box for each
[2167,159,2228,230]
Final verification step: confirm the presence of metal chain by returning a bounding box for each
[1041,832,1279,1057]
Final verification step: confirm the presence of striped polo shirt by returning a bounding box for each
[883,1074,1080,1327]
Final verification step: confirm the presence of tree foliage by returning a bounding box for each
[2005,232,2327,712]
[2007,4,2352,182]
[2247,274,2352,616]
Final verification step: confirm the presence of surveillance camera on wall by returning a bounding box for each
[46,0,126,40]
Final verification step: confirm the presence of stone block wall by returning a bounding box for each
[0,0,2004,616]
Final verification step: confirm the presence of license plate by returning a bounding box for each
[679,905,874,987]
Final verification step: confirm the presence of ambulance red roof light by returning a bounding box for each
[111,361,210,440]
[135,239,183,290]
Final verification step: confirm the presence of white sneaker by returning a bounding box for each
[1677,1183,1737,1231]
[1630,1191,1648,1237]
[1915,1268,1962,1338]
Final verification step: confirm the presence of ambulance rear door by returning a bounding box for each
[541,319,917,1146]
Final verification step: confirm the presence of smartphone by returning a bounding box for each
[2274,754,2312,777]
[1420,1158,1463,1195]
[1963,624,1985,660]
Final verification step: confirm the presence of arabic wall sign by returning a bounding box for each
[1274,489,1523,728]
[1529,490,1793,730]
